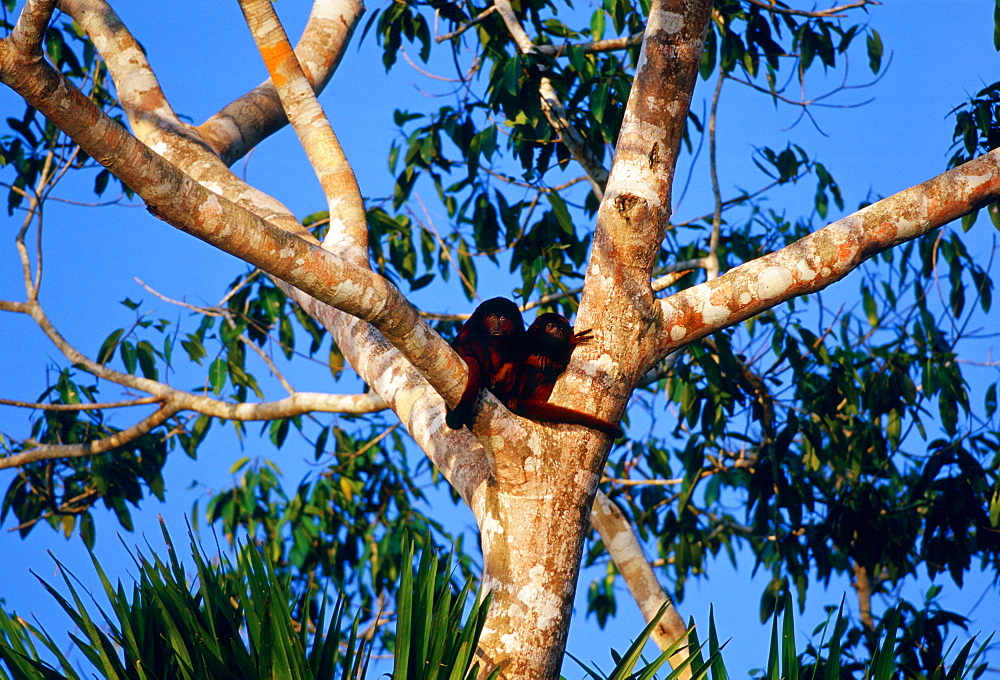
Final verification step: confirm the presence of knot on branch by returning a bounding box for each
[613,192,643,218]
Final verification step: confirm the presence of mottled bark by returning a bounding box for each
[4,1,1000,679]
[469,2,714,677]
[654,147,1000,358]
[591,491,691,675]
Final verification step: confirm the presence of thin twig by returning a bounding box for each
[436,5,497,42]
[240,335,296,395]
[135,277,223,315]
[535,32,643,57]
[705,71,725,281]
[0,396,161,411]
[602,475,684,486]
[2,405,180,467]
[746,0,878,19]
[493,0,608,197]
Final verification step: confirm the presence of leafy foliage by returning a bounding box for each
[1,368,167,546]
[0,12,130,215]
[202,450,476,628]
[2,537,988,680]
[949,81,1000,233]
[0,528,493,680]
[0,525,374,680]
[2,0,999,675]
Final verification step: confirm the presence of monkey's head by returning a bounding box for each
[473,297,525,342]
[529,313,573,346]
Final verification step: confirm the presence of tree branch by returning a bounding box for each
[0,390,388,469]
[571,0,713,428]
[199,0,364,165]
[436,6,497,42]
[238,0,369,264]
[36,0,494,501]
[0,396,161,411]
[535,33,643,57]
[655,148,1000,358]
[8,0,56,54]
[60,0,178,131]
[3,405,179,468]
[0,45,467,403]
[591,490,691,676]
[61,0,317,242]
[493,0,609,198]
[704,71,725,281]
[0,293,390,469]
[745,0,879,19]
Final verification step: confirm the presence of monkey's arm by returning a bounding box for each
[446,353,485,429]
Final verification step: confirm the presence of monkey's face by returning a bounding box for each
[543,321,570,343]
[484,311,515,338]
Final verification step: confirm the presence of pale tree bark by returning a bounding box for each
[3,1,1000,679]
[590,491,691,673]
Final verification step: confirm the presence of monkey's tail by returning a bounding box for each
[514,400,623,439]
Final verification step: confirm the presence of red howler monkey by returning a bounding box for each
[446,302,623,439]
[510,313,623,439]
[445,297,525,430]
[518,313,593,402]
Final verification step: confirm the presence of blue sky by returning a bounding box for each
[1,0,999,675]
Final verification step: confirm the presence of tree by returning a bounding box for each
[1,0,998,678]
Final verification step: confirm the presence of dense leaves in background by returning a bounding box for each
[2,0,999,676]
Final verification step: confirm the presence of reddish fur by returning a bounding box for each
[511,313,623,439]
[446,297,525,430]
[517,313,592,402]
[446,304,623,439]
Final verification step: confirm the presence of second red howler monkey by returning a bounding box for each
[446,300,622,438]
[517,313,592,402]
[510,313,623,439]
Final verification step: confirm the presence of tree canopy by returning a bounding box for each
[1,0,999,677]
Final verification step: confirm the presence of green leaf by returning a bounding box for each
[97,328,125,365]
[961,208,978,231]
[120,340,138,374]
[503,55,520,96]
[457,248,477,299]
[314,426,330,461]
[590,8,605,41]
[994,0,1000,50]
[269,418,290,448]
[592,82,608,124]
[990,483,1000,527]
[866,30,883,73]
[989,202,1000,231]
[780,592,797,680]
[546,192,574,235]
[93,168,110,196]
[606,602,680,680]
[182,333,208,364]
[825,601,847,680]
[209,357,227,395]
[870,606,901,680]
[861,283,878,326]
[136,340,158,380]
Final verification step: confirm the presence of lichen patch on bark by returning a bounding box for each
[755,265,794,300]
